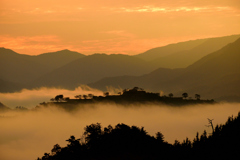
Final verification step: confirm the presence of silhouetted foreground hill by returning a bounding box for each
[0,48,85,85]
[38,111,240,160]
[89,38,240,102]
[136,34,240,68]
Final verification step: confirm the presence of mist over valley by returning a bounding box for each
[0,34,240,160]
[1,100,240,160]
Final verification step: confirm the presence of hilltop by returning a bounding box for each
[0,48,85,85]
[37,87,215,111]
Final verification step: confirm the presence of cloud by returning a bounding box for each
[0,86,103,109]
[0,33,227,56]
[0,102,240,160]
[1,0,239,56]
[0,34,181,55]
[114,6,235,13]
[0,35,64,53]
[101,30,136,38]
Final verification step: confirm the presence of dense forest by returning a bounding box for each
[37,111,240,160]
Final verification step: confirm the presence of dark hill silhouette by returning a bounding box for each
[0,47,84,86]
[30,54,156,89]
[0,47,48,83]
[1,35,239,93]
[136,34,240,68]
[135,38,207,61]
[0,102,10,111]
[0,78,23,92]
[34,49,85,70]
[173,37,240,101]
[89,38,240,102]
[89,68,184,91]
[38,87,214,111]
[37,112,240,160]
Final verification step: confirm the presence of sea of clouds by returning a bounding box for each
[0,87,240,160]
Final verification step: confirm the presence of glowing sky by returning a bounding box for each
[0,0,240,55]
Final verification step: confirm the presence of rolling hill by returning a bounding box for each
[30,54,157,89]
[34,49,86,69]
[136,34,240,68]
[0,48,85,84]
[0,78,23,92]
[1,34,239,97]
[89,38,240,102]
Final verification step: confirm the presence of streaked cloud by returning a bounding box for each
[114,6,235,13]
[0,34,196,55]
[0,35,68,54]
[0,0,239,55]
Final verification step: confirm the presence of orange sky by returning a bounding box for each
[0,0,240,55]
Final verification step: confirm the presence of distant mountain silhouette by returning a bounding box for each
[0,102,10,111]
[34,49,86,69]
[0,48,85,86]
[1,35,239,96]
[0,78,23,92]
[88,68,184,91]
[89,38,240,102]
[136,34,240,68]
[0,47,48,83]
[30,54,156,89]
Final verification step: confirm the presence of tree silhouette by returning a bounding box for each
[75,95,82,99]
[206,118,214,133]
[54,95,64,102]
[168,93,173,98]
[66,135,80,147]
[83,95,87,99]
[84,123,102,148]
[104,125,113,134]
[41,153,50,160]
[104,92,109,97]
[37,111,240,160]
[156,132,164,143]
[51,144,61,155]
[195,94,200,100]
[64,97,70,101]
[200,130,207,142]
[88,94,93,99]
[182,93,188,99]
[15,106,28,111]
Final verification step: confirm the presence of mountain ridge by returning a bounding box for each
[0,34,239,98]
[137,34,240,68]
[29,53,156,89]
[0,48,85,84]
[89,37,240,102]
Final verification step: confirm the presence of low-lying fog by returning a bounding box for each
[0,87,240,160]
[0,85,105,109]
